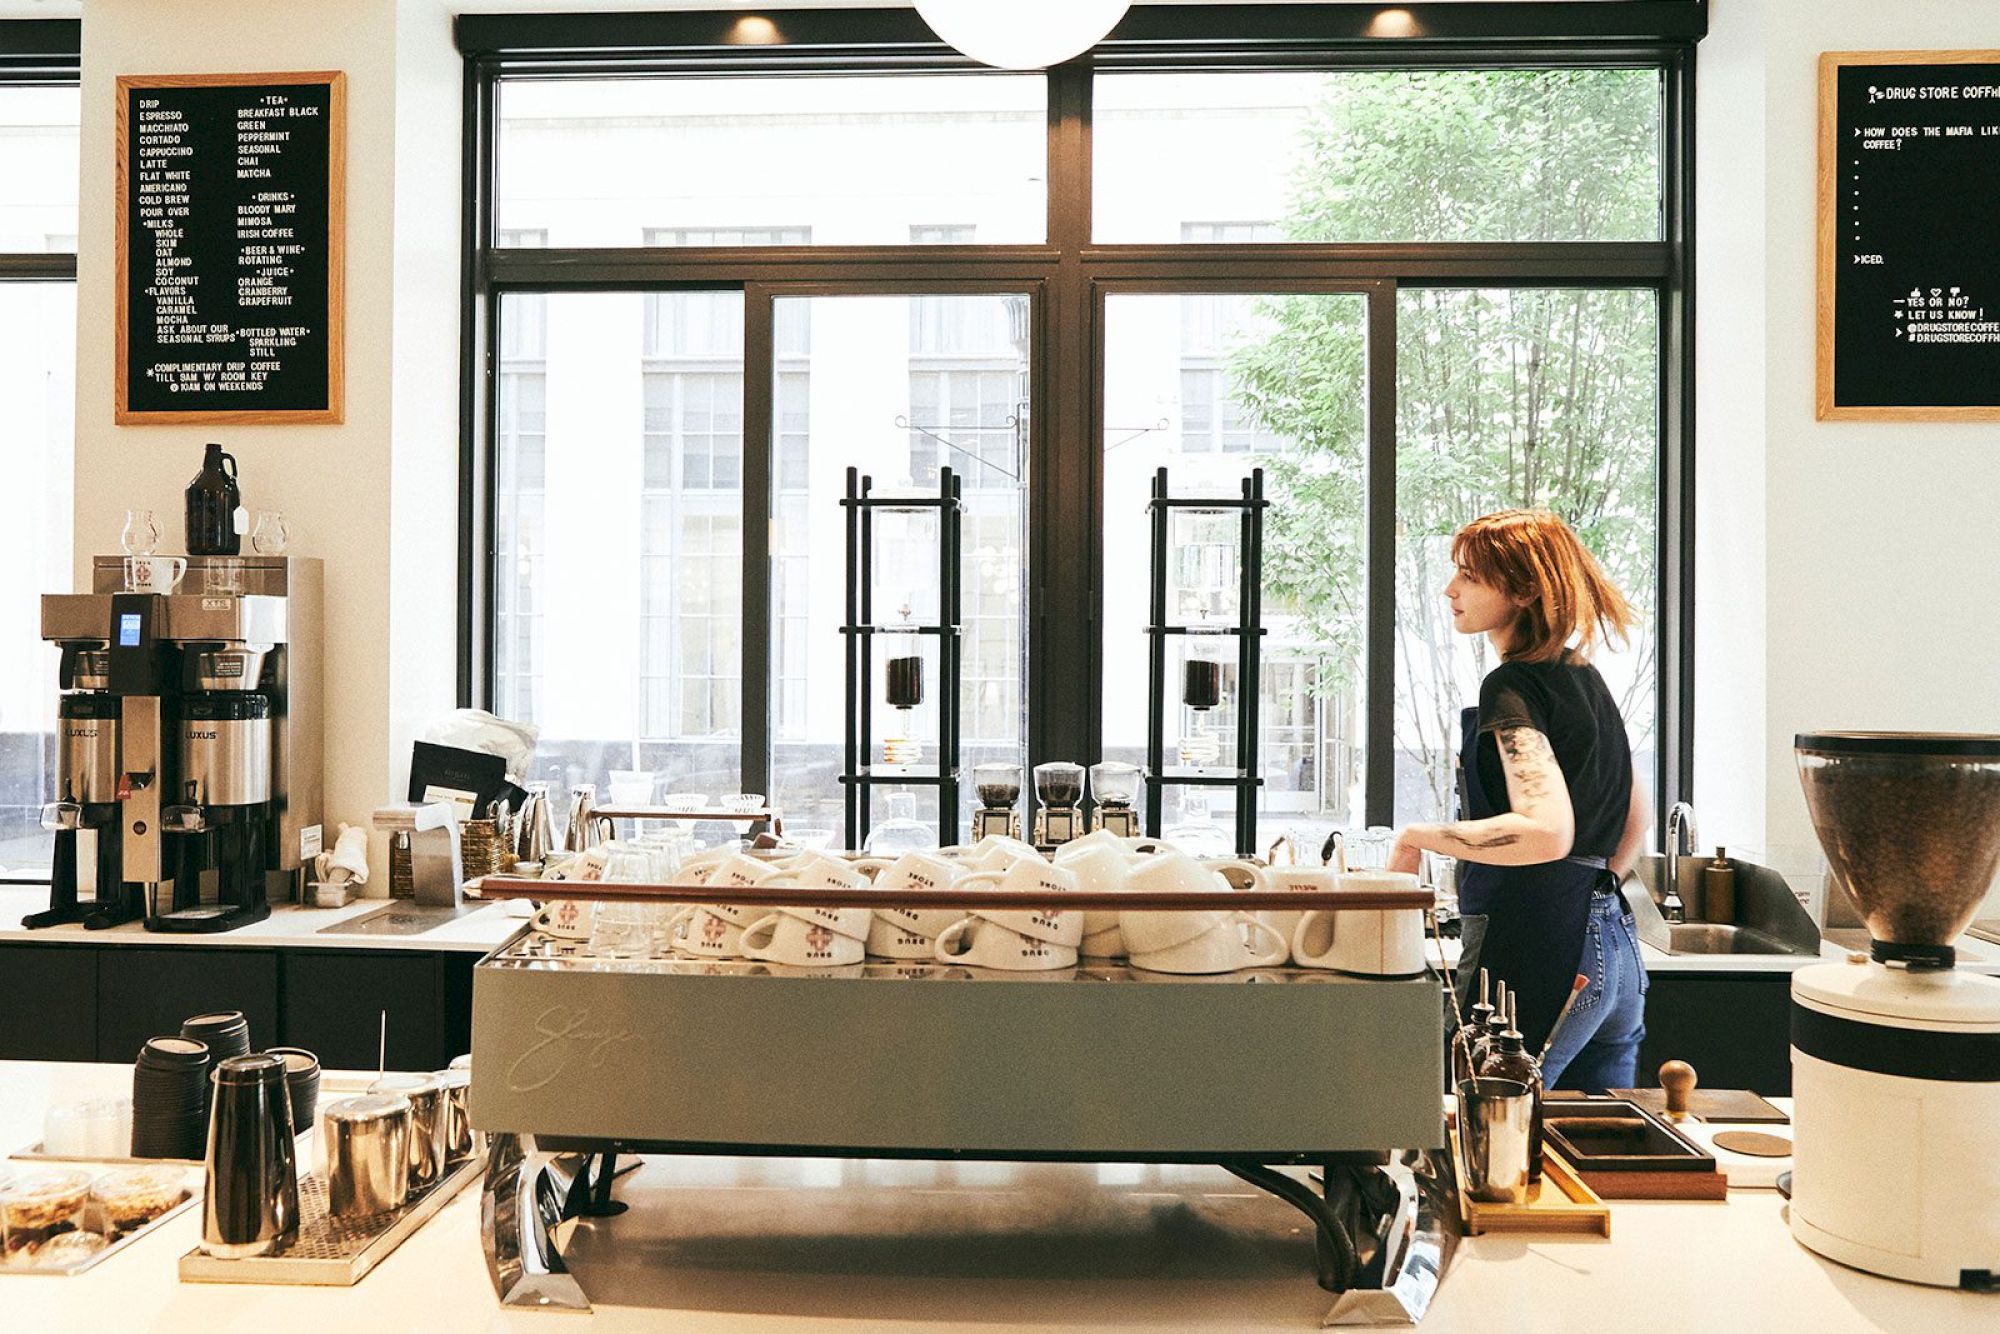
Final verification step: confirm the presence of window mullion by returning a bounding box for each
[741,284,776,804]
[1364,282,1399,828]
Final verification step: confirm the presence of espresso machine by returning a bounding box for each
[970,762,1023,841]
[1031,761,1084,849]
[38,556,322,933]
[1088,761,1143,838]
[25,650,138,928]
[1788,732,2000,1289]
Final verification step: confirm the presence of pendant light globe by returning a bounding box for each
[915,0,1130,70]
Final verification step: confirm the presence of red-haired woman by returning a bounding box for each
[1388,509,1650,1090]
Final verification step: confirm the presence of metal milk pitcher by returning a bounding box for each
[562,783,610,852]
[514,782,553,865]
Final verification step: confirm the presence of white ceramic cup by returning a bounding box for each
[123,554,187,594]
[967,834,1041,869]
[701,852,794,925]
[741,911,867,967]
[1291,870,1427,976]
[952,858,1084,945]
[1117,905,1236,956]
[531,897,595,941]
[1123,849,1228,898]
[1055,842,1141,950]
[864,851,965,956]
[1260,866,1342,962]
[1080,924,1127,958]
[1201,857,1274,892]
[1054,828,1132,860]
[1128,914,1289,975]
[669,905,746,959]
[933,917,1079,971]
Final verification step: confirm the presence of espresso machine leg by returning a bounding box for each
[482,1132,592,1312]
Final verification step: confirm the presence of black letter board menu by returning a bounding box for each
[116,72,344,424]
[1819,51,2000,420]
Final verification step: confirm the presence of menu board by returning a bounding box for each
[1818,51,2000,420]
[116,73,344,424]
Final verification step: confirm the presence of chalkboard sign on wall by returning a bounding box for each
[1818,51,2000,421]
[116,72,345,424]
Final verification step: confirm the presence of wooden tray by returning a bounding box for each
[1447,1115,1611,1237]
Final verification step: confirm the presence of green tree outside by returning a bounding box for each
[1229,68,1662,819]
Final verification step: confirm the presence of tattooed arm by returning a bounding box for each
[1386,725,1577,871]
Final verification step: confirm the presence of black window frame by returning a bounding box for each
[0,20,81,884]
[457,3,1702,836]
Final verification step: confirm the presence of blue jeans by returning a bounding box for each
[1541,892,1648,1090]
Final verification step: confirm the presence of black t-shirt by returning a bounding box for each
[1473,654,1632,860]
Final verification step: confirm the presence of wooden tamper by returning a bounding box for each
[1659,1059,1697,1122]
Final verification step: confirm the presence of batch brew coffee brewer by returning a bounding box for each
[32,453,322,932]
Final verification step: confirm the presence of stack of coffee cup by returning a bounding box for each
[933,857,1084,971]
[130,1037,213,1159]
[668,850,785,960]
[262,1047,322,1133]
[1053,833,1145,957]
[860,850,964,959]
[740,852,874,967]
[181,1011,251,1060]
[1119,851,1288,974]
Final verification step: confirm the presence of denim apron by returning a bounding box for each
[1453,706,1613,1056]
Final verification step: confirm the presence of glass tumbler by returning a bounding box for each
[120,509,161,556]
[589,844,656,959]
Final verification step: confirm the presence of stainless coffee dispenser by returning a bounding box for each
[37,556,322,933]
[25,650,138,928]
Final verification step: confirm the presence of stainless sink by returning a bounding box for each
[1662,922,1812,956]
[316,903,486,937]
[1622,854,1823,957]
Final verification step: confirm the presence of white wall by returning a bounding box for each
[74,0,460,885]
[1697,0,2000,915]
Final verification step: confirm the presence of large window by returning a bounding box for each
[469,13,1693,849]
[0,79,79,875]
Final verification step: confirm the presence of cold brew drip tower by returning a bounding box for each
[37,556,322,933]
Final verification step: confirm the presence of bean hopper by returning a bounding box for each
[971,762,1022,842]
[1788,731,2000,1289]
[1089,761,1143,838]
[1032,761,1085,849]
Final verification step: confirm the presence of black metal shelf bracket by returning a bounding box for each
[1142,466,1266,855]
[842,465,965,848]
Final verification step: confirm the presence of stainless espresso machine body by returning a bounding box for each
[36,556,323,933]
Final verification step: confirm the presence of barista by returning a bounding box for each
[1387,510,1650,1090]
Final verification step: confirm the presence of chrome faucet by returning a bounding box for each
[1663,801,1697,923]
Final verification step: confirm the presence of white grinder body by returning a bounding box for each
[1789,958,2000,1289]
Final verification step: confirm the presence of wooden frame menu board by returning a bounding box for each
[116,71,345,424]
[1818,51,2000,421]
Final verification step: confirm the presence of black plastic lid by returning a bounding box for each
[183,694,270,722]
[1796,731,2000,757]
[59,693,120,720]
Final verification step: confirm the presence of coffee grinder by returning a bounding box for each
[1032,761,1084,849]
[1788,731,2000,1289]
[971,761,1023,841]
[25,649,139,929]
[1089,761,1143,838]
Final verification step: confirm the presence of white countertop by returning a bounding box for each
[0,886,527,953]
[4,1060,1994,1331]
